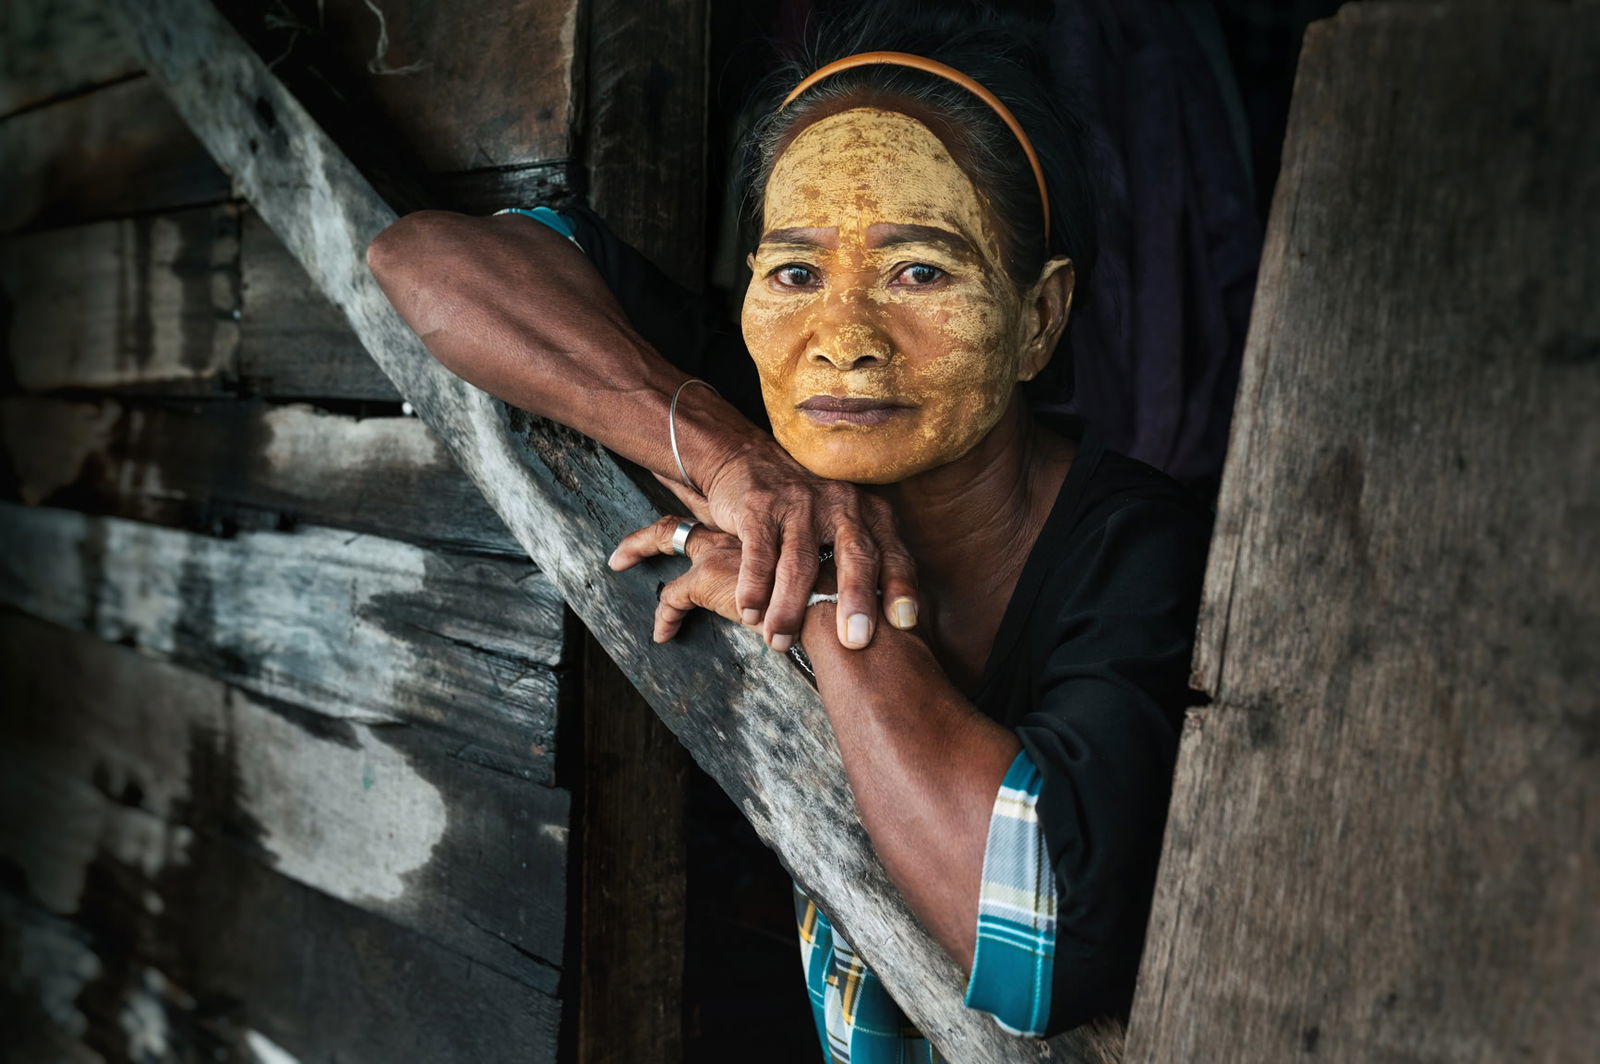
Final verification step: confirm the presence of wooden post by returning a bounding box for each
[574,3,704,1060]
[1128,4,1599,1060]
[105,0,1116,1057]
[577,631,689,1063]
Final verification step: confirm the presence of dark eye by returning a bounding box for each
[772,264,819,288]
[894,263,945,286]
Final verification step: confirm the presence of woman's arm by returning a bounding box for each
[368,212,742,490]
[611,517,1010,965]
[799,606,1019,970]
[366,210,918,649]
[615,493,1208,1033]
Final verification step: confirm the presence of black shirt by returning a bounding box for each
[972,417,1211,1030]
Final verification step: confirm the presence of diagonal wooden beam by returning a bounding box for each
[103,1,1114,1057]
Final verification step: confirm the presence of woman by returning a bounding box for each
[369,6,1210,1056]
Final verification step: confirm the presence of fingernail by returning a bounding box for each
[606,549,621,570]
[771,633,794,653]
[893,598,917,629]
[742,608,763,626]
[846,613,870,647]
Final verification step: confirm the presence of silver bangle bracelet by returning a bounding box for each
[669,377,720,495]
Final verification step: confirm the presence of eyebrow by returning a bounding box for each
[758,226,838,249]
[756,223,977,256]
[866,223,975,256]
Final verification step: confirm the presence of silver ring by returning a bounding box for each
[670,519,698,556]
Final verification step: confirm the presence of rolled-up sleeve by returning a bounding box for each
[964,748,1057,1036]
[1012,499,1210,1034]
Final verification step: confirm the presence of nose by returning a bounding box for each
[808,319,893,371]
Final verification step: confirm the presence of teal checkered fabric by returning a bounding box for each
[794,750,1055,1061]
[964,750,1056,1035]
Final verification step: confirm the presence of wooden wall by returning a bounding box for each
[0,0,700,1060]
[1127,4,1599,1060]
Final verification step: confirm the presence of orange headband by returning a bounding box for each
[777,50,1051,246]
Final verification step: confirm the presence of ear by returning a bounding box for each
[1015,257,1075,383]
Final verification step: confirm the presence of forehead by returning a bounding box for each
[763,107,989,238]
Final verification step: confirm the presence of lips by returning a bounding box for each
[796,394,913,427]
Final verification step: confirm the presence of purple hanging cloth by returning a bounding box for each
[1047,0,1263,493]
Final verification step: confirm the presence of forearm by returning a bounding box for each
[366,210,762,489]
[801,605,1019,970]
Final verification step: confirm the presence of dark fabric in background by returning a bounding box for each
[1044,0,1263,496]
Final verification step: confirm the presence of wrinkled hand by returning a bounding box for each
[654,437,918,652]
[608,517,745,643]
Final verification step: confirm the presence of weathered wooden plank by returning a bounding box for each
[1,204,241,394]
[0,892,112,1064]
[108,0,1115,1056]
[1130,5,1600,1062]
[239,206,401,400]
[0,735,563,1062]
[577,629,688,1064]
[583,0,707,288]
[220,0,580,172]
[0,0,140,116]
[574,4,704,1058]
[0,206,410,400]
[0,504,563,781]
[0,76,230,233]
[0,395,519,554]
[437,160,577,217]
[0,613,570,992]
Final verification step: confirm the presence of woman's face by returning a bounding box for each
[741,107,1038,484]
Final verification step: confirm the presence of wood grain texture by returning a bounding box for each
[0,643,563,1064]
[238,206,401,400]
[574,7,703,1058]
[2,204,242,394]
[583,0,708,288]
[577,629,688,1064]
[0,893,105,1064]
[0,395,518,554]
[108,0,1119,1056]
[0,614,570,999]
[438,160,577,217]
[1,205,410,400]
[0,0,139,117]
[217,0,580,172]
[0,75,229,233]
[1131,4,1600,1061]
[0,504,564,782]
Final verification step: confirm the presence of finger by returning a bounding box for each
[652,471,718,527]
[832,522,880,650]
[866,501,920,629]
[609,514,687,571]
[735,516,781,629]
[653,572,698,643]
[763,524,819,653]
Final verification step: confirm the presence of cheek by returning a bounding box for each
[740,288,820,443]
[899,289,1022,404]
[740,288,800,378]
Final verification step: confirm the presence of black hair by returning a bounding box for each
[734,0,1096,399]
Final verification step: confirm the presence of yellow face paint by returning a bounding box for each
[740,107,1034,484]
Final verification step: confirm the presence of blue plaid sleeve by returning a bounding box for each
[963,748,1056,1036]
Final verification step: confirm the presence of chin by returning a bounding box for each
[788,443,940,485]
